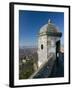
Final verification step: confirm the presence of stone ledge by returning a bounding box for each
[29,54,56,79]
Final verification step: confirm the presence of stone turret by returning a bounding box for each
[38,19,62,67]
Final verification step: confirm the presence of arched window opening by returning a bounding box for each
[41,44,43,50]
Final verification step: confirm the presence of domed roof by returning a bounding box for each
[39,19,59,34]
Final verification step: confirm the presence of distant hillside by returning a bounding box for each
[19,46,38,61]
[60,45,64,53]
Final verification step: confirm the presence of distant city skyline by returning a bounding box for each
[19,10,64,48]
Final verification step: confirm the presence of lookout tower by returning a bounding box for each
[38,19,62,67]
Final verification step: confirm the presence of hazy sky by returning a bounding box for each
[19,10,64,47]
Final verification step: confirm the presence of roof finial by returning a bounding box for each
[48,19,51,24]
